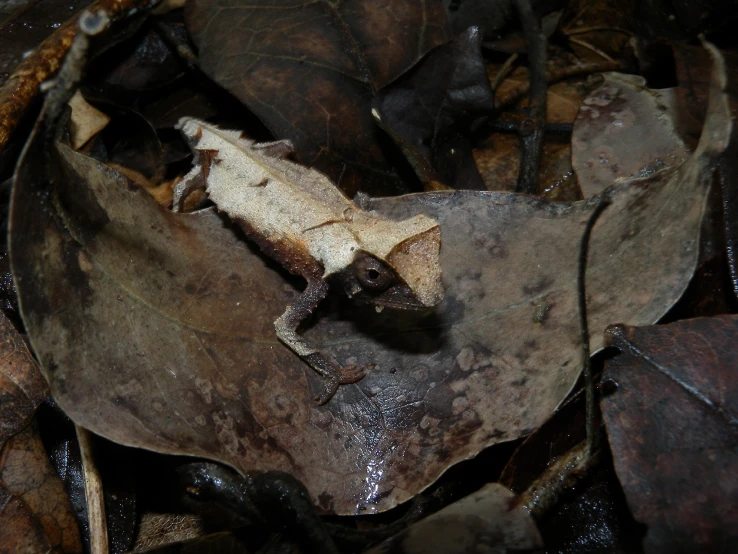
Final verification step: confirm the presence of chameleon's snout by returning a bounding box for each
[386,224,443,308]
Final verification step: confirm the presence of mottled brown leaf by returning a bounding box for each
[601,315,738,554]
[0,484,54,554]
[0,310,48,446]
[572,73,689,198]
[0,421,83,553]
[10,45,731,515]
[184,0,450,196]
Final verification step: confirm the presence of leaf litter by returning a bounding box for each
[9,38,731,518]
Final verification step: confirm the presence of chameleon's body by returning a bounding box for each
[177,118,443,403]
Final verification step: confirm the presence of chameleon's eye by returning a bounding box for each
[355,257,394,290]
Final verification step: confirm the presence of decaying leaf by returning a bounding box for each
[572,73,689,198]
[364,483,542,553]
[67,91,110,151]
[601,316,738,553]
[185,0,450,196]
[0,421,83,553]
[372,26,495,190]
[10,45,731,515]
[0,484,54,554]
[0,310,48,446]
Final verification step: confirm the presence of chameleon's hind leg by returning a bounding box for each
[274,279,369,404]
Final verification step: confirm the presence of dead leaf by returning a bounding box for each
[67,91,110,151]
[492,61,593,124]
[363,483,542,553]
[474,134,578,198]
[372,26,495,190]
[0,484,54,554]
[10,43,731,516]
[0,310,48,446]
[561,0,634,63]
[0,421,83,553]
[572,73,690,198]
[184,0,450,196]
[601,315,738,553]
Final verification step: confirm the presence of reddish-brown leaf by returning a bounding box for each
[0,310,48,446]
[0,484,54,554]
[0,421,83,553]
[184,0,450,196]
[601,316,738,553]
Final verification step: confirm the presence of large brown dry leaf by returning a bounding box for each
[572,73,689,198]
[185,0,449,196]
[0,421,83,553]
[601,316,738,553]
[0,310,48,446]
[10,47,730,516]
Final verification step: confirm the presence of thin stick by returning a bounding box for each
[513,0,548,194]
[568,37,614,61]
[565,26,633,36]
[578,196,611,455]
[515,440,600,519]
[490,53,519,93]
[76,426,109,554]
[0,0,160,154]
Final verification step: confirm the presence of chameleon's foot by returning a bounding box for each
[314,363,373,405]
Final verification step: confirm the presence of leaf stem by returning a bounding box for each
[578,196,611,456]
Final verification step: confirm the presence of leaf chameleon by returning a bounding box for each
[177,118,443,403]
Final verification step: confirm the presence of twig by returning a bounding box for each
[495,59,626,111]
[565,26,633,36]
[77,426,109,554]
[568,36,614,61]
[514,440,600,519]
[513,0,548,194]
[0,0,161,154]
[490,53,519,93]
[578,196,611,455]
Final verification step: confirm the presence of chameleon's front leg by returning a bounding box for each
[274,279,368,404]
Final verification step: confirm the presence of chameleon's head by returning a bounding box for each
[339,213,443,310]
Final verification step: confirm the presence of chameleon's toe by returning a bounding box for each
[338,363,372,384]
[313,364,373,404]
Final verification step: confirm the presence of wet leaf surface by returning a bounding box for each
[184,0,450,196]
[372,26,494,190]
[0,310,47,446]
[0,420,83,553]
[538,473,644,554]
[572,73,689,198]
[601,316,738,554]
